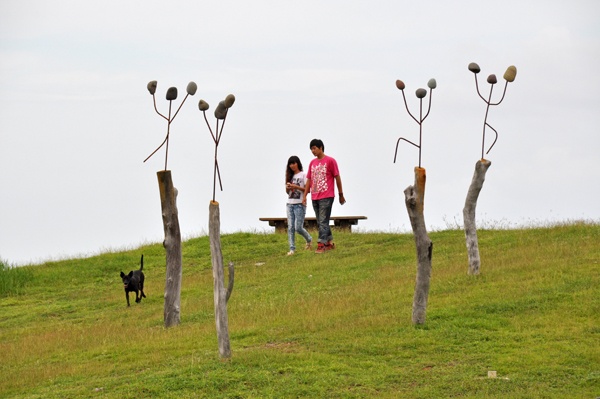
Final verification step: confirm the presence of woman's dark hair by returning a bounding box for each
[309,138,324,151]
[285,155,303,183]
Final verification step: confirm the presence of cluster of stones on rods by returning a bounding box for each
[468,62,517,159]
[197,94,236,202]
[143,80,198,170]
[393,78,437,168]
[141,80,236,203]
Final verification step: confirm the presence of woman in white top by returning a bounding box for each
[285,156,313,255]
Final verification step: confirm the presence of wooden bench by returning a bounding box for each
[259,216,367,233]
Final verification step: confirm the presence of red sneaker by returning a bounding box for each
[315,243,326,254]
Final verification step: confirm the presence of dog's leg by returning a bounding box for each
[125,291,131,307]
[135,288,141,303]
[140,280,146,298]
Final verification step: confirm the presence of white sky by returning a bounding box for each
[1,0,598,265]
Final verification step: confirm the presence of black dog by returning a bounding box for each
[120,254,146,306]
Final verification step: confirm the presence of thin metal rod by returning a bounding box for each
[217,111,228,143]
[422,88,433,122]
[402,91,419,124]
[393,137,420,163]
[164,100,173,171]
[484,123,499,155]
[143,136,167,163]
[152,95,169,122]
[211,118,224,202]
[474,75,487,103]
[212,151,218,202]
[171,93,190,122]
[490,81,509,106]
[203,111,216,142]
[418,98,423,168]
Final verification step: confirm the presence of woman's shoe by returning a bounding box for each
[305,242,312,250]
[287,250,295,256]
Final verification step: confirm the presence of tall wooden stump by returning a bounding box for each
[157,170,182,327]
[209,201,232,358]
[404,167,433,325]
[463,159,492,275]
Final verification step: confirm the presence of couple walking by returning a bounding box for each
[285,139,345,255]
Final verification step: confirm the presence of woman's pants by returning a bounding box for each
[287,203,312,251]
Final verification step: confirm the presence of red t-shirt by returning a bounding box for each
[306,155,339,200]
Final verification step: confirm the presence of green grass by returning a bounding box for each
[1,223,599,398]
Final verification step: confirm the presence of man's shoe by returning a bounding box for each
[315,243,325,254]
[326,241,336,250]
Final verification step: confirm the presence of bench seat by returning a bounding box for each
[259,216,367,233]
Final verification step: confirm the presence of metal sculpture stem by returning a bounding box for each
[418,98,423,167]
[164,101,172,171]
[202,110,228,202]
[474,75,509,159]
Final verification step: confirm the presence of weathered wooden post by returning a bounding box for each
[463,63,517,275]
[404,167,433,324]
[157,170,182,326]
[394,77,436,325]
[463,159,491,275]
[209,201,232,358]
[198,94,236,358]
[144,80,196,327]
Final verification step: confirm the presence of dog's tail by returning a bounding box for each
[140,254,144,271]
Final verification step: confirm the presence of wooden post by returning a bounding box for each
[209,201,232,358]
[463,159,492,275]
[157,170,182,328]
[404,167,433,325]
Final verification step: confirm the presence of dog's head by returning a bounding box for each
[120,271,134,288]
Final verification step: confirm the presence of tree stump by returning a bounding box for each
[463,159,492,275]
[404,167,433,325]
[209,201,232,358]
[157,170,182,327]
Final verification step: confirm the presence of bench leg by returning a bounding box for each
[333,220,352,232]
[275,221,287,233]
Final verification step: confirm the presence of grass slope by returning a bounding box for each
[1,223,599,398]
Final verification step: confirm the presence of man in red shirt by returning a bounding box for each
[302,139,346,253]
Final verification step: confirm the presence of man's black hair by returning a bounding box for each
[309,139,324,151]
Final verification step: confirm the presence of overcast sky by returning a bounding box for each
[1,0,598,265]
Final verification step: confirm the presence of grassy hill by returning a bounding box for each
[1,223,599,398]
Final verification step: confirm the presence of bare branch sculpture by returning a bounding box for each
[144,80,196,327]
[394,77,436,325]
[198,94,236,358]
[463,63,517,275]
